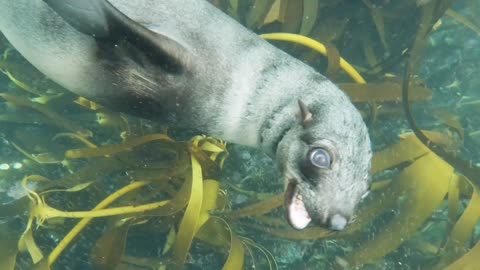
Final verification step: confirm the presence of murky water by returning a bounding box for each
[0,1,479,269]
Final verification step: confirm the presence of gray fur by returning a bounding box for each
[0,0,371,230]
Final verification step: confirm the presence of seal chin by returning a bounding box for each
[285,181,311,230]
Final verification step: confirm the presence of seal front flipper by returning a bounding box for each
[38,0,195,119]
[43,0,189,73]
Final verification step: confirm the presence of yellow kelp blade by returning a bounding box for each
[91,219,133,270]
[435,183,480,268]
[65,133,174,159]
[172,154,203,269]
[371,131,454,174]
[223,231,245,270]
[447,174,461,230]
[47,181,150,267]
[345,152,452,267]
[18,215,44,264]
[197,180,220,231]
[246,0,275,29]
[261,33,366,84]
[246,222,333,241]
[263,0,284,25]
[228,193,283,220]
[339,82,432,103]
[196,217,245,270]
[2,69,43,95]
[445,240,480,270]
[0,93,91,137]
[445,9,480,36]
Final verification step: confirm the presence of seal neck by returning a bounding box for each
[259,101,298,157]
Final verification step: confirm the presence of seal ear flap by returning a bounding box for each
[298,100,313,125]
[43,0,190,74]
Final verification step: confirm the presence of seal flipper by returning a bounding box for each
[43,0,190,74]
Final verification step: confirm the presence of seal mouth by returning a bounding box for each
[285,180,311,230]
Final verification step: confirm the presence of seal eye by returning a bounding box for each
[308,148,331,168]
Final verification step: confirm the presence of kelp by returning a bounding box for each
[339,81,432,103]
[1,0,480,269]
[345,153,453,267]
[0,93,92,137]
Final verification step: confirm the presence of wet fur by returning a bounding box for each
[0,0,372,229]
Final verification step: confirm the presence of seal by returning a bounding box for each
[0,0,372,231]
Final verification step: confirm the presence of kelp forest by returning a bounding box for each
[0,0,479,269]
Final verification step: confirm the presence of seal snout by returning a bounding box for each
[328,214,349,231]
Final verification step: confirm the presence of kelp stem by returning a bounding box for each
[48,180,150,267]
[260,33,366,84]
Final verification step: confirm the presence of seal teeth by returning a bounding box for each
[285,182,311,230]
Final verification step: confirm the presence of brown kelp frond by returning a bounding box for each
[1,0,480,268]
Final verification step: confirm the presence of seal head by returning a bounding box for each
[277,98,371,231]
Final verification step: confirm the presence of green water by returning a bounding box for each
[0,0,479,269]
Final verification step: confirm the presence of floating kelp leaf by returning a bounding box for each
[30,93,65,105]
[336,178,402,237]
[1,70,43,96]
[41,181,94,194]
[363,37,380,70]
[73,96,103,111]
[308,13,348,44]
[325,43,340,80]
[224,180,273,200]
[280,0,303,33]
[0,93,91,137]
[47,181,150,268]
[363,0,389,54]
[10,142,62,164]
[447,174,461,231]
[18,215,44,264]
[246,0,275,29]
[162,227,176,255]
[0,112,54,126]
[445,240,480,270]
[196,217,245,270]
[431,110,464,140]
[172,154,203,268]
[198,179,220,230]
[263,0,284,25]
[228,193,283,220]
[65,133,174,159]
[95,111,128,131]
[241,237,277,270]
[445,9,480,36]
[299,0,319,36]
[222,227,245,270]
[91,219,133,270]
[435,183,480,268]
[371,131,455,174]
[226,0,240,20]
[55,158,127,189]
[245,222,334,240]
[339,82,432,103]
[345,153,452,267]
[261,33,366,84]
[53,132,98,148]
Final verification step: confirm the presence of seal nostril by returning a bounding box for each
[329,214,348,231]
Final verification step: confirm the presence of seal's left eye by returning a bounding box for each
[308,148,331,168]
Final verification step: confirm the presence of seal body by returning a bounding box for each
[0,0,372,230]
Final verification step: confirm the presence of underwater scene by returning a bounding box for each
[0,0,479,269]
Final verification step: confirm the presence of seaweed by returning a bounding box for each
[0,0,480,269]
